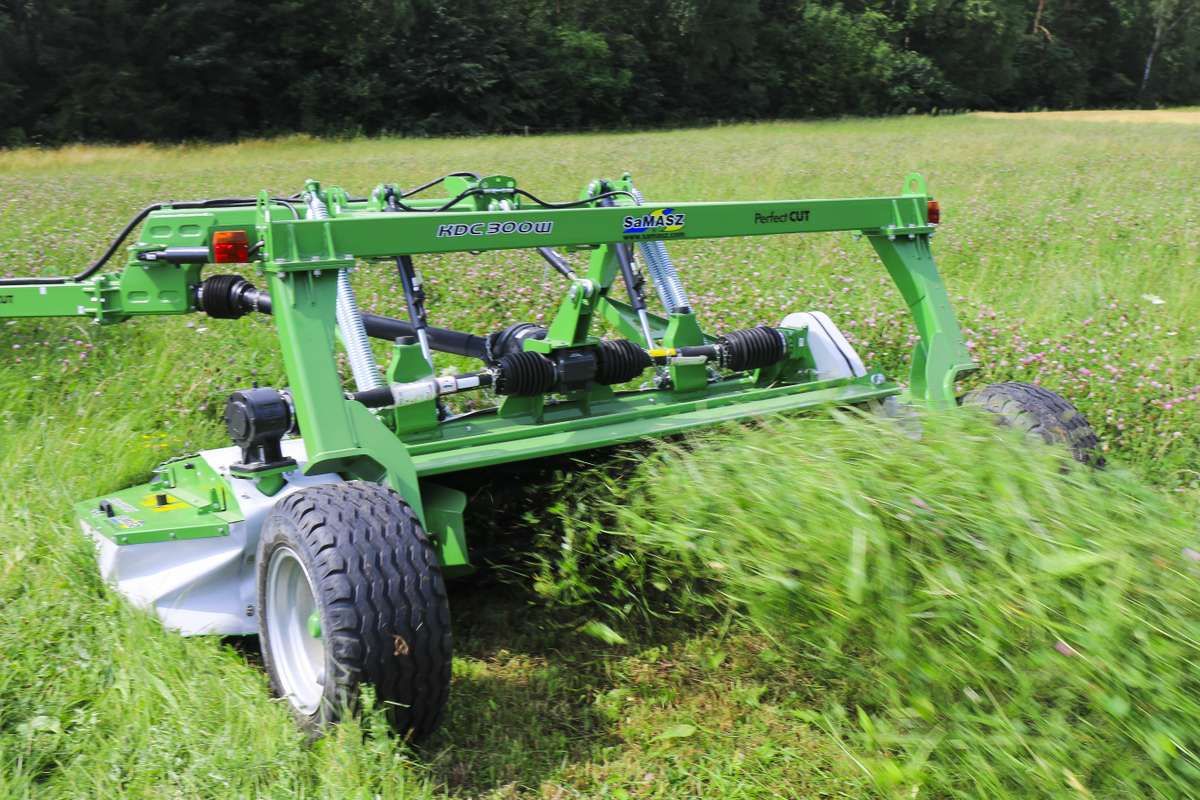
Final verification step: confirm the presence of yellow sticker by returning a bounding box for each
[140,493,189,512]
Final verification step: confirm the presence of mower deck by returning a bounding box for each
[3,169,983,735]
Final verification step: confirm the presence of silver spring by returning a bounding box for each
[305,193,330,221]
[307,193,383,392]
[630,187,691,313]
[334,270,384,392]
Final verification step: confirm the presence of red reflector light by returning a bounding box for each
[926,199,941,225]
[212,230,250,263]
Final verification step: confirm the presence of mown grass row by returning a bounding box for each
[530,411,1200,797]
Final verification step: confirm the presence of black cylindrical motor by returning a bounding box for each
[224,387,296,471]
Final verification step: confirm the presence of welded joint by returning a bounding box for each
[568,279,596,301]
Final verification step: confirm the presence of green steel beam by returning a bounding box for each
[868,234,974,406]
[259,196,932,260]
[0,265,198,322]
[265,268,425,520]
[410,378,898,476]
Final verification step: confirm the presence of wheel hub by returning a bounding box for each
[265,546,325,715]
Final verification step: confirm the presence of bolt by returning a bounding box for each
[870,373,886,385]
[245,605,255,617]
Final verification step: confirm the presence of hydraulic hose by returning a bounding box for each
[0,197,297,287]
[629,187,691,314]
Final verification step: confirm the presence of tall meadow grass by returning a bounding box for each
[535,411,1200,796]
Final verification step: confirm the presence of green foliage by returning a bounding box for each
[538,412,1200,797]
[1,0,1199,143]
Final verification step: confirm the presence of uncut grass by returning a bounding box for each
[566,412,1200,797]
[0,333,436,798]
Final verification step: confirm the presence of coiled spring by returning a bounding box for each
[630,187,691,313]
[307,191,384,392]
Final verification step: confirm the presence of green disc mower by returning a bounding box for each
[0,171,1100,736]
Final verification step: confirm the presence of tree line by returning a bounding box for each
[0,0,1197,146]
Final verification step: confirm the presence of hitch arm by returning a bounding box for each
[0,262,200,323]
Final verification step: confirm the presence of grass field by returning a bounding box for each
[974,109,1200,125]
[0,112,1198,798]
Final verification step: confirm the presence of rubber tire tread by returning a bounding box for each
[962,381,1103,466]
[257,481,451,738]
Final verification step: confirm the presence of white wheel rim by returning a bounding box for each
[265,546,325,715]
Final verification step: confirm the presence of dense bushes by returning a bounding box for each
[1,0,1198,146]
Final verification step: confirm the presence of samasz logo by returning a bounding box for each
[622,208,686,239]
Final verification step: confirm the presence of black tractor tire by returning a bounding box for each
[256,481,451,738]
[962,381,1103,466]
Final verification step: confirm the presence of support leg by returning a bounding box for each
[868,234,975,407]
[267,269,424,519]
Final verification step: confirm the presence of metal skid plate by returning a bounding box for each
[80,440,340,636]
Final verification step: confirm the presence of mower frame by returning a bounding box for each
[1,171,975,579]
